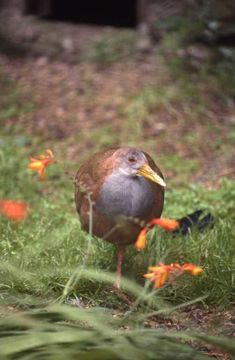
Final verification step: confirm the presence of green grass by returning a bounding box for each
[0,302,234,360]
[0,134,234,310]
[0,59,234,311]
[0,49,234,358]
[83,30,137,66]
[149,186,235,307]
[0,71,34,122]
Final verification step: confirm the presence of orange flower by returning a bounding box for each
[144,263,171,288]
[135,217,179,250]
[182,263,203,276]
[0,200,29,222]
[144,262,203,288]
[150,218,179,232]
[135,228,148,250]
[28,149,56,180]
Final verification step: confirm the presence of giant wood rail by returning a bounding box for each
[75,147,166,288]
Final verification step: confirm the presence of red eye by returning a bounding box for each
[128,157,136,163]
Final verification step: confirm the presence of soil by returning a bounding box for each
[0,3,235,186]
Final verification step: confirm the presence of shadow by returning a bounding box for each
[25,0,137,28]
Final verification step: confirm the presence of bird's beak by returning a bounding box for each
[137,164,166,187]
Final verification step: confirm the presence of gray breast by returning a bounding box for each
[96,172,154,219]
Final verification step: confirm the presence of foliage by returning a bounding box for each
[158,9,235,99]
[0,300,234,360]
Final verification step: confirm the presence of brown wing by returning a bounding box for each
[74,147,120,233]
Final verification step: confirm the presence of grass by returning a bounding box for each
[0,302,235,360]
[0,71,34,122]
[83,30,137,66]
[0,44,234,358]
[0,69,234,309]
[0,134,234,310]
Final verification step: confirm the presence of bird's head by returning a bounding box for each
[114,148,166,187]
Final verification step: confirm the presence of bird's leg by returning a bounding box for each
[115,245,126,289]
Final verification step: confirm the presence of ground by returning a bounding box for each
[0,4,234,185]
[0,4,234,360]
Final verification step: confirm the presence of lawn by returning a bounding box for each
[0,43,234,358]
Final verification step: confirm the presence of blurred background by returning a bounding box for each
[0,0,234,186]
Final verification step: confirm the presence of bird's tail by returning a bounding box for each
[173,209,214,235]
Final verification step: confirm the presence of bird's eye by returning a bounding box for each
[128,156,136,163]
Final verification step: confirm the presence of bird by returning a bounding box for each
[74,146,166,288]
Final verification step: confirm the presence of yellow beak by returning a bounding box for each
[137,164,166,187]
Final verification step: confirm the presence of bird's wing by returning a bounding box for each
[74,147,120,220]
